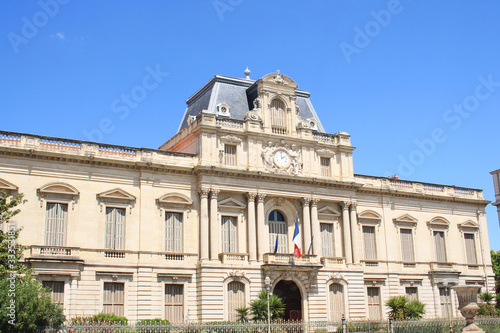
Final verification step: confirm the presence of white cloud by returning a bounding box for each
[50,32,66,40]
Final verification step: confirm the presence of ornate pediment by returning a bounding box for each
[318,206,341,219]
[0,178,18,192]
[218,197,246,210]
[358,210,382,220]
[393,214,418,225]
[219,134,242,144]
[427,216,450,227]
[157,193,192,206]
[261,70,298,89]
[38,182,79,196]
[316,148,336,157]
[97,188,136,202]
[458,219,479,229]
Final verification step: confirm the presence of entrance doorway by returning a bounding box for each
[274,280,302,321]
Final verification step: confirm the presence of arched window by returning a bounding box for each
[329,283,345,321]
[227,281,245,321]
[269,210,287,253]
[270,99,287,134]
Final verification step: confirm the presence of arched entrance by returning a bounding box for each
[274,280,302,321]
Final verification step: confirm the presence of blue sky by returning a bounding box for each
[2,0,499,250]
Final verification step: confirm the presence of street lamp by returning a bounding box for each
[265,276,271,333]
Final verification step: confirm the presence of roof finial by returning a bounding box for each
[244,67,251,80]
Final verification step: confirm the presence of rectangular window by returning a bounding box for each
[45,203,68,246]
[269,221,287,253]
[43,281,64,305]
[405,287,418,301]
[103,282,124,316]
[433,231,447,262]
[464,233,477,264]
[165,212,183,252]
[227,281,245,322]
[165,284,184,323]
[439,287,451,318]
[329,283,345,322]
[363,226,377,260]
[224,145,236,166]
[367,287,381,320]
[400,229,415,262]
[320,157,331,177]
[321,223,334,257]
[221,216,237,253]
[105,207,125,250]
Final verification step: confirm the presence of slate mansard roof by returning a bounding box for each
[178,75,326,133]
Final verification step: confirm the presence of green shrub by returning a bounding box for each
[71,312,128,325]
[136,318,171,325]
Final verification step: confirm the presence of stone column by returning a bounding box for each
[350,201,360,264]
[341,201,352,264]
[209,189,219,260]
[310,199,321,256]
[256,193,267,260]
[302,197,312,255]
[247,192,257,261]
[199,187,210,260]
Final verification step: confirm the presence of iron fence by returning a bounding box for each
[33,317,500,333]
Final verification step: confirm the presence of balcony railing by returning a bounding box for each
[430,262,455,270]
[30,245,79,257]
[104,250,126,258]
[263,253,320,265]
[219,253,248,263]
[321,257,345,266]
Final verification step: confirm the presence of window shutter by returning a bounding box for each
[45,203,67,246]
[400,229,414,262]
[227,281,245,322]
[165,284,184,323]
[464,233,477,264]
[329,283,344,321]
[363,226,376,260]
[166,212,182,252]
[434,231,446,262]
[321,223,334,257]
[367,287,381,319]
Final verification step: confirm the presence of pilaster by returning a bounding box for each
[199,187,210,260]
[341,201,352,264]
[246,192,257,261]
[209,189,219,260]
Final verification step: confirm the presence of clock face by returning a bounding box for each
[274,150,290,167]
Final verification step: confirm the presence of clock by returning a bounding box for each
[274,150,290,168]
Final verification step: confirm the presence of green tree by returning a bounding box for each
[235,307,250,323]
[248,290,285,321]
[0,191,65,332]
[385,296,425,320]
[492,250,500,292]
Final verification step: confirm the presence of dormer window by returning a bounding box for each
[217,103,231,117]
[270,99,287,135]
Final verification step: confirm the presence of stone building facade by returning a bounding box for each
[0,71,495,323]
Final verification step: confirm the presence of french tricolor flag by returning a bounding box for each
[292,217,301,258]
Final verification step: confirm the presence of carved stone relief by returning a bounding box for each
[261,141,302,175]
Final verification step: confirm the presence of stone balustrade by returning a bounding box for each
[0,130,196,167]
[355,174,484,201]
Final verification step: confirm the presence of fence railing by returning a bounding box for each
[34,317,500,333]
